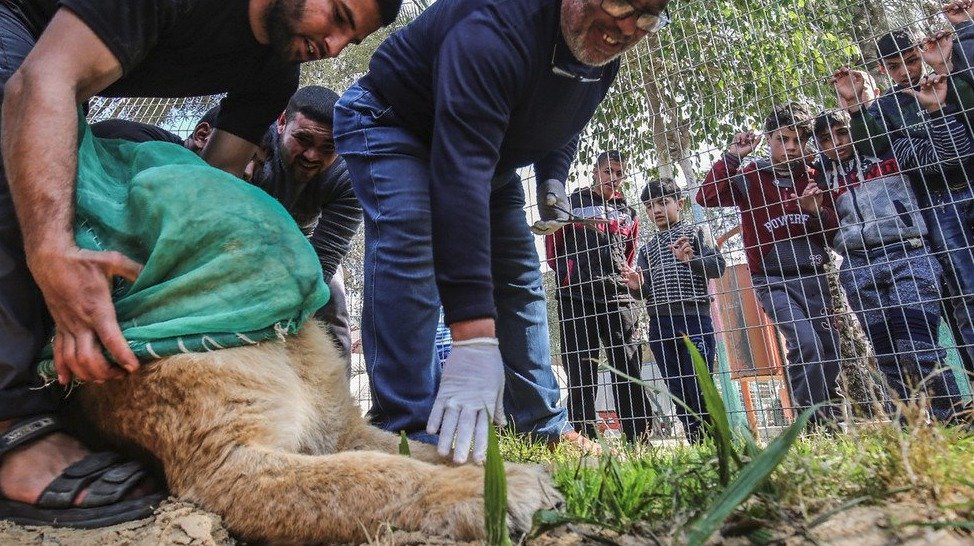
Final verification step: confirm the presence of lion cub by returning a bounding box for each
[77,322,560,544]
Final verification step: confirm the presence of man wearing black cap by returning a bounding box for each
[865,28,974,378]
[0,0,399,528]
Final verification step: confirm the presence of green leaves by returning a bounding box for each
[680,335,814,546]
[578,0,871,179]
[685,406,815,545]
[685,335,740,485]
[484,424,513,546]
[398,430,411,456]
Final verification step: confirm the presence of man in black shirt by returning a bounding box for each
[0,0,400,528]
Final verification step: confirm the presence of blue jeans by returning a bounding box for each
[333,84,570,442]
[647,314,715,442]
[840,246,963,421]
[0,3,59,420]
[922,185,974,375]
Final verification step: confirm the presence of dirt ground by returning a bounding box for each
[0,501,231,546]
[0,498,971,545]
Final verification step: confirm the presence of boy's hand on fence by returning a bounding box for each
[670,236,696,263]
[921,29,955,74]
[943,0,974,26]
[905,73,950,112]
[831,67,868,112]
[726,132,760,159]
[620,264,643,290]
[795,183,825,216]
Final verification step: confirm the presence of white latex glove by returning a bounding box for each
[426,337,507,464]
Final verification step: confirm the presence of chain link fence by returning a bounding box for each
[88,0,974,442]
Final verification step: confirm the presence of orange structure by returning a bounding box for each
[713,226,796,436]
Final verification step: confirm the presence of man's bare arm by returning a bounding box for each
[201,129,259,178]
[1,9,141,384]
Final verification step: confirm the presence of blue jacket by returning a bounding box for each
[359,0,619,323]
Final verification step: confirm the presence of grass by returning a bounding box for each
[490,338,974,544]
[496,422,973,543]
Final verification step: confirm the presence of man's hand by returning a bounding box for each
[904,73,950,112]
[28,246,142,385]
[532,179,572,235]
[831,67,870,112]
[944,0,974,26]
[922,29,955,74]
[726,132,761,160]
[537,178,570,222]
[795,183,825,216]
[426,337,506,464]
[669,236,696,263]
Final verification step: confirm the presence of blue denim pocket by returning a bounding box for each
[339,85,396,125]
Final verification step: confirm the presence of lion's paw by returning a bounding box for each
[504,463,563,534]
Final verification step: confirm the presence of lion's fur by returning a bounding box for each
[76,322,560,544]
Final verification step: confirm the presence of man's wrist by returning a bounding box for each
[26,234,76,263]
[450,317,496,341]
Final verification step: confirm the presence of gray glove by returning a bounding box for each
[537,178,570,222]
[532,179,571,235]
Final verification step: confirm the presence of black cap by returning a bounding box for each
[876,30,918,59]
[378,0,403,26]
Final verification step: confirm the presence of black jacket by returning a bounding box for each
[253,130,362,281]
[545,186,638,306]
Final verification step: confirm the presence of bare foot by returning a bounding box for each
[549,430,603,456]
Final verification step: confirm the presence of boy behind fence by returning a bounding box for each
[696,103,842,423]
[869,28,974,375]
[623,178,726,441]
[821,69,969,421]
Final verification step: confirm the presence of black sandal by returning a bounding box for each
[0,414,167,528]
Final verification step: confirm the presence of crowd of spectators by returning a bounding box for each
[552,1,974,441]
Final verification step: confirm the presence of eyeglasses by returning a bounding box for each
[600,0,670,33]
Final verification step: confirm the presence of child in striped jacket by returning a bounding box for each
[623,178,726,441]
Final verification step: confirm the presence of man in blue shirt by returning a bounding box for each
[334,0,669,463]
